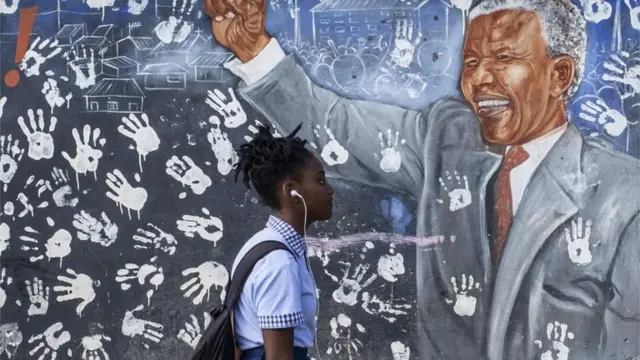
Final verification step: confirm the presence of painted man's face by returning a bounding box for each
[460,9,573,145]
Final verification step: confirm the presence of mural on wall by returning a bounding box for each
[0,0,638,359]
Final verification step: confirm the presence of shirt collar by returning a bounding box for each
[266,215,307,257]
[506,123,567,166]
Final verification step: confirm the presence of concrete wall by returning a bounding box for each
[0,0,638,359]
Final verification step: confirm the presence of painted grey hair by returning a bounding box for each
[469,0,586,97]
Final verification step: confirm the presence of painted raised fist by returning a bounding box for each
[203,0,270,62]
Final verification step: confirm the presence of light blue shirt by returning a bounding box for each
[231,216,317,350]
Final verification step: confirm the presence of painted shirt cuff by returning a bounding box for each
[257,311,304,329]
[223,38,286,85]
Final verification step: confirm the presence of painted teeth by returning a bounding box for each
[478,100,510,108]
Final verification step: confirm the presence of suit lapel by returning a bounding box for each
[486,125,584,360]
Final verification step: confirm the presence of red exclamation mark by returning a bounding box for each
[4,6,39,88]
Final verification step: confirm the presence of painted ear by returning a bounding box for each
[550,55,575,98]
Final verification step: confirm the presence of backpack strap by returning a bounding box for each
[225,240,294,308]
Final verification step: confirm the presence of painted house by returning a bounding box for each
[148,31,210,65]
[101,56,140,77]
[138,63,188,90]
[84,78,145,113]
[73,24,119,55]
[55,24,86,46]
[188,52,234,83]
[310,0,433,45]
[113,36,156,61]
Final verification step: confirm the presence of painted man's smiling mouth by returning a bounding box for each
[475,96,512,118]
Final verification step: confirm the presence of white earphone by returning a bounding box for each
[284,186,321,359]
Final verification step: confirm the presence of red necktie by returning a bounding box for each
[493,146,529,266]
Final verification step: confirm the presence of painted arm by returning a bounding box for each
[603,212,640,358]
[231,40,429,196]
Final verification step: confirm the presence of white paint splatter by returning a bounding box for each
[115,257,164,305]
[128,0,149,14]
[0,0,20,13]
[42,78,72,114]
[0,323,23,357]
[0,223,9,258]
[86,0,116,20]
[180,261,228,304]
[0,268,12,309]
[391,341,410,360]
[0,96,6,120]
[377,244,405,282]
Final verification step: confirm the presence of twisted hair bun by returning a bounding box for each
[234,123,311,209]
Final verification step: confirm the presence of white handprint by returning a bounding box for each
[154,15,193,43]
[73,210,118,247]
[564,217,593,266]
[64,47,97,89]
[244,119,282,142]
[15,176,51,218]
[118,113,160,172]
[581,0,612,23]
[206,88,247,128]
[437,170,472,212]
[534,321,574,360]
[26,277,50,316]
[311,125,349,166]
[176,208,224,245]
[105,169,148,219]
[128,0,149,14]
[53,268,97,316]
[0,323,23,358]
[166,155,212,195]
[61,124,105,187]
[133,223,177,255]
[181,261,229,304]
[19,37,62,77]
[0,223,8,257]
[0,268,12,309]
[42,78,72,114]
[27,322,71,360]
[361,291,411,323]
[390,19,421,68]
[625,0,640,29]
[578,98,628,137]
[331,262,377,306]
[375,129,406,173]
[51,167,79,207]
[391,341,411,360]
[0,135,25,189]
[0,0,20,13]
[116,257,164,305]
[603,51,640,99]
[18,108,57,160]
[81,333,111,360]
[177,312,212,348]
[327,313,366,356]
[207,115,238,176]
[0,96,6,119]
[20,221,72,267]
[121,305,164,348]
[444,274,481,316]
[377,244,405,282]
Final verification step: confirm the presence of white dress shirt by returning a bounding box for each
[231,216,317,350]
[507,124,567,215]
[223,39,568,215]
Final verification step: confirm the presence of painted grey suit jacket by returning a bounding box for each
[236,55,640,360]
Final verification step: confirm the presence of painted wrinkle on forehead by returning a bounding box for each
[465,10,546,56]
